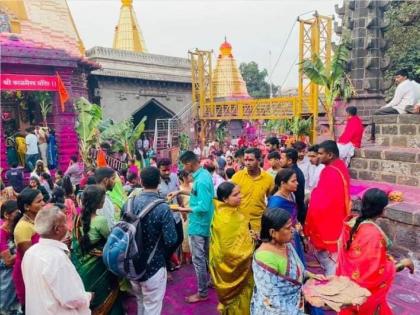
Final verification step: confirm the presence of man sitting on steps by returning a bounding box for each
[337,106,364,166]
[375,69,419,115]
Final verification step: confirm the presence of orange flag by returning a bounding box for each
[56,72,69,112]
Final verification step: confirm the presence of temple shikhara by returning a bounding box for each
[87,0,191,135]
[212,39,250,100]
[113,0,147,52]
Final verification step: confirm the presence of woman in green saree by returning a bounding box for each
[71,185,123,314]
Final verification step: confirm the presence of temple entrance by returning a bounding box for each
[132,98,175,138]
[1,90,58,169]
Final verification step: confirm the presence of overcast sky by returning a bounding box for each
[68,0,340,89]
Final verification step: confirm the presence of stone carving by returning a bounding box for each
[335,0,391,116]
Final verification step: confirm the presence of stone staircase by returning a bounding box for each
[350,114,420,187]
[349,114,420,260]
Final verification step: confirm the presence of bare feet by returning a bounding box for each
[185,293,208,303]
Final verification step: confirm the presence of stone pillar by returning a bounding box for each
[335,0,391,118]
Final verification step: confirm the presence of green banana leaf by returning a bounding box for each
[128,116,147,157]
[74,97,103,165]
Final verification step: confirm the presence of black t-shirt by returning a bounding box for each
[5,168,24,193]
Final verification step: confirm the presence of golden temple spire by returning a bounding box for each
[113,0,147,52]
[212,38,250,100]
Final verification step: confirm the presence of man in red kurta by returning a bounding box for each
[337,106,364,166]
[304,140,350,276]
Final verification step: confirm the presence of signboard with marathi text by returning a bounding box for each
[1,74,58,91]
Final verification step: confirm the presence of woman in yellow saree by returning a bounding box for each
[210,182,255,315]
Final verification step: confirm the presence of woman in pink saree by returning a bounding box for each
[12,188,45,305]
[336,188,414,314]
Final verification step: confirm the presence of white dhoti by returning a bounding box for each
[337,142,355,166]
[38,143,48,165]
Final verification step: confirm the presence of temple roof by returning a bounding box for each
[86,46,191,84]
[113,0,147,53]
[212,39,250,100]
[0,34,97,69]
[0,0,85,58]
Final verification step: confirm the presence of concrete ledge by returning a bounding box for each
[373,115,399,124]
[373,114,420,125]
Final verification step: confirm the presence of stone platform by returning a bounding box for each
[374,114,420,148]
[351,145,420,187]
[350,179,420,260]
[349,114,420,260]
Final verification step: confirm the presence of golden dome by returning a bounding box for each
[212,38,250,100]
[219,40,232,57]
[113,0,147,52]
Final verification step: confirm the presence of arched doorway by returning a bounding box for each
[132,98,175,137]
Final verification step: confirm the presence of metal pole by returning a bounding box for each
[269,50,273,98]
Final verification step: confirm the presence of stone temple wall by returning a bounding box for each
[335,0,391,117]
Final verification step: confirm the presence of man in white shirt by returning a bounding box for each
[193,144,202,158]
[293,141,311,189]
[407,79,420,113]
[25,127,39,171]
[307,144,325,191]
[143,137,150,150]
[375,69,417,115]
[22,206,91,315]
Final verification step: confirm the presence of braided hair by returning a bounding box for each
[346,188,388,250]
[80,185,106,254]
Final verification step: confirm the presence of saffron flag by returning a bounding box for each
[56,72,69,112]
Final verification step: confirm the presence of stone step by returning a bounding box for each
[350,146,420,187]
[373,114,420,148]
[350,179,420,259]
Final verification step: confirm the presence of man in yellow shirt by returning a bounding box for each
[232,148,274,232]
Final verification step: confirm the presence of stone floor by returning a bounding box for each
[162,258,420,315]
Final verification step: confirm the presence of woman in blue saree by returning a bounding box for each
[267,168,306,265]
[251,208,325,315]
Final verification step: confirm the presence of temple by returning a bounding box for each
[87,0,191,136]
[0,0,95,172]
[113,0,147,52]
[212,39,250,100]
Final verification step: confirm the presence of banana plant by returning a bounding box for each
[35,92,53,127]
[100,116,147,159]
[74,97,103,166]
[179,132,191,151]
[302,44,354,137]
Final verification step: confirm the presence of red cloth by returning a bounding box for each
[96,149,108,167]
[304,159,350,252]
[336,215,396,315]
[338,116,364,148]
